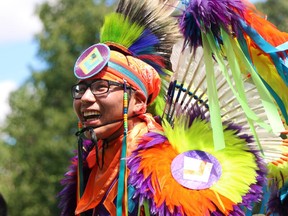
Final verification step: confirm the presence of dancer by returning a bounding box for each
[59,0,288,215]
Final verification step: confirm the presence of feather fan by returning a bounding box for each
[160,0,288,214]
[168,39,286,157]
[128,103,266,215]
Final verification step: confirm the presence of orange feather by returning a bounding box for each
[137,142,235,215]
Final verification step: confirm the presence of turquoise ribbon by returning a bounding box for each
[116,134,127,216]
[239,19,288,124]
[116,82,129,216]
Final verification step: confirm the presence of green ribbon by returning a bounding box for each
[202,32,226,151]
[224,29,285,135]
[221,29,264,152]
[203,28,285,154]
[137,200,151,216]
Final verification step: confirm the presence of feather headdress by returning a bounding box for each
[100,0,180,74]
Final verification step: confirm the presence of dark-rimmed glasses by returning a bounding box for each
[71,79,132,99]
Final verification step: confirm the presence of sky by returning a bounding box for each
[0,0,264,125]
[0,0,46,124]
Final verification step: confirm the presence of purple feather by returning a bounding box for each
[187,103,210,126]
[267,175,288,216]
[178,0,245,49]
[127,105,267,215]
[58,139,93,216]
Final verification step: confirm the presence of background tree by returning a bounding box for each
[0,0,115,215]
[255,0,288,31]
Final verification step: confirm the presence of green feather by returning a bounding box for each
[268,162,288,188]
[100,13,144,48]
[147,70,172,116]
[163,116,258,204]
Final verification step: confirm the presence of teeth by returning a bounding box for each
[84,110,100,117]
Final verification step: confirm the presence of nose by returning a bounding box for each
[80,87,96,103]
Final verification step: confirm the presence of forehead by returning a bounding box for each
[77,77,98,85]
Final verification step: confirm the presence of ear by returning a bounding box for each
[130,90,147,114]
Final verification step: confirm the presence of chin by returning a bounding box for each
[88,122,124,141]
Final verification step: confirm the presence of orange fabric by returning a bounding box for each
[75,141,121,214]
[103,179,118,216]
[94,50,161,105]
[126,55,161,104]
[75,113,162,214]
[95,70,124,84]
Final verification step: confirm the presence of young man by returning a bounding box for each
[71,47,167,215]
[59,0,288,215]
[59,1,181,215]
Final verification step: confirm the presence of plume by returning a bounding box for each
[174,0,288,126]
[100,0,180,74]
[128,103,267,215]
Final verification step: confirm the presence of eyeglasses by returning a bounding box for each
[71,79,132,99]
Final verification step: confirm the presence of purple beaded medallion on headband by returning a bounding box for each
[74,43,110,79]
[171,150,222,190]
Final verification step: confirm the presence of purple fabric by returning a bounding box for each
[171,150,222,189]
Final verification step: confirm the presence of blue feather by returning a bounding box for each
[129,29,159,55]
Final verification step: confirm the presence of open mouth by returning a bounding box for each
[83,110,101,121]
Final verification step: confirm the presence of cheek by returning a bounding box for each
[107,99,123,114]
[103,94,124,116]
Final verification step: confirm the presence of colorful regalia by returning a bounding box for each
[59,0,288,215]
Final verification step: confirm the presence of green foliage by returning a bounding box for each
[255,0,288,31]
[1,0,287,215]
[0,0,115,215]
